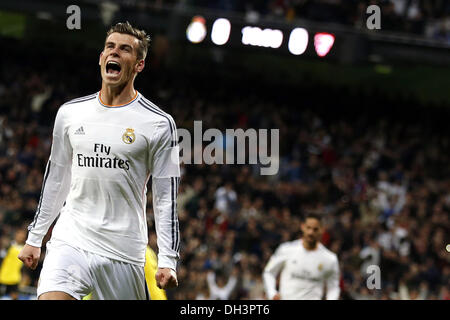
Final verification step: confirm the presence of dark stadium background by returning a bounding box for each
[0,0,449,300]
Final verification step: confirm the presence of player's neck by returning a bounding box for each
[301,239,318,251]
[100,83,137,107]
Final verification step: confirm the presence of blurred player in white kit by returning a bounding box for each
[263,213,340,300]
[18,22,180,300]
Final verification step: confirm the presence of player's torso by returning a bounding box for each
[283,249,330,281]
[67,101,152,180]
[280,244,333,299]
[51,93,164,265]
[62,95,158,217]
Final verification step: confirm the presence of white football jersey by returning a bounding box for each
[263,239,340,300]
[27,91,180,269]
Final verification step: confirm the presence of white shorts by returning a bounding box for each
[37,239,149,300]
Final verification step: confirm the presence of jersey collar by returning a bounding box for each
[97,90,139,108]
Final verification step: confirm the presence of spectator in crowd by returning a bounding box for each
[206,267,238,300]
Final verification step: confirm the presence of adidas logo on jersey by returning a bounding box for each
[75,126,85,135]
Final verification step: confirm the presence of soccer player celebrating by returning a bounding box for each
[263,213,340,300]
[18,22,181,300]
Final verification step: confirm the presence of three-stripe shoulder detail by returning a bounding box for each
[137,98,178,147]
[63,93,97,106]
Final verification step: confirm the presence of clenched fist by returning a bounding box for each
[155,268,178,289]
[18,244,41,270]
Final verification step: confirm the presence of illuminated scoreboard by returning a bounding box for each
[185,15,336,58]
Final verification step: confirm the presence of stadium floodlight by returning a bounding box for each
[241,26,283,49]
[288,28,309,55]
[211,18,231,46]
[314,32,335,57]
[241,26,260,46]
[186,16,207,44]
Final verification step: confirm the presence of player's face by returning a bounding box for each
[99,32,144,87]
[301,218,322,245]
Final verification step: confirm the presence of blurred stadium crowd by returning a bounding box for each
[0,33,449,300]
[132,0,450,41]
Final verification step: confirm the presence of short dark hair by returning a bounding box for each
[303,212,323,225]
[106,21,151,60]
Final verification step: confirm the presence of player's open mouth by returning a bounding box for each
[106,61,121,76]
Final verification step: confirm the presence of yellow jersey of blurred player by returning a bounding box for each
[83,246,166,300]
[0,230,26,300]
[144,246,167,300]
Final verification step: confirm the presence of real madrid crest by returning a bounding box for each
[122,128,136,144]
[318,263,323,271]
